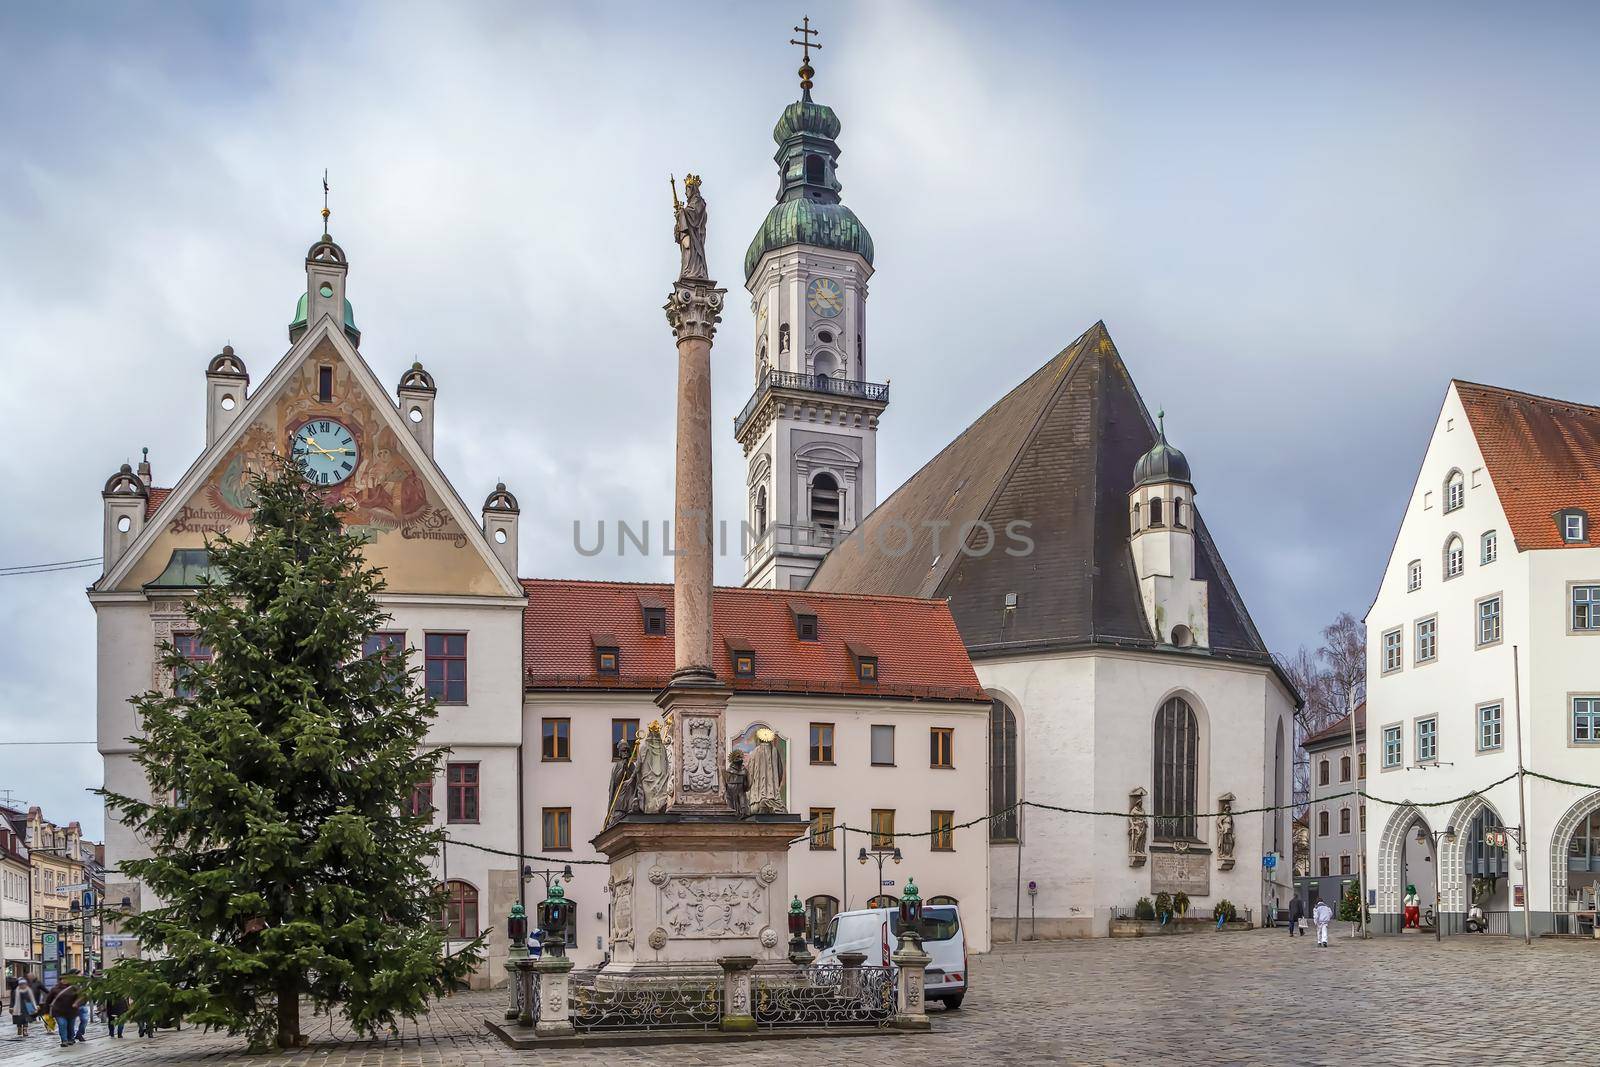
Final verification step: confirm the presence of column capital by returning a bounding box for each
[665,280,727,344]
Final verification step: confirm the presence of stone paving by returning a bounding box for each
[2,930,1594,1065]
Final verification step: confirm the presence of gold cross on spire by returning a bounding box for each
[321,169,331,236]
[789,15,820,95]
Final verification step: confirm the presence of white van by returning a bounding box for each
[815,904,968,1009]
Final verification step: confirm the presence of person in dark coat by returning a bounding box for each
[49,979,82,1047]
[1288,896,1306,936]
[103,991,129,1038]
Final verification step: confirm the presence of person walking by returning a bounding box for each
[49,977,81,1047]
[9,976,38,1038]
[134,999,155,1039]
[1313,897,1334,948]
[1287,895,1305,936]
[103,991,128,1039]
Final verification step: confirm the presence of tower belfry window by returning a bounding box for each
[318,365,333,403]
[805,154,825,186]
[1148,497,1164,528]
[811,473,840,529]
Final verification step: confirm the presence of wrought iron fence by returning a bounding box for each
[753,964,896,1029]
[570,974,722,1032]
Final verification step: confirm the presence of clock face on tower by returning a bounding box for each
[806,276,844,318]
[291,419,360,485]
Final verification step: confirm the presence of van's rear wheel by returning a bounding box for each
[938,994,964,1010]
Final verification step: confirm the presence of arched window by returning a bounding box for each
[810,473,840,530]
[805,894,839,944]
[1173,496,1186,529]
[1318,759,1329,786]
[1273,720,1285,853]
[754,485,768,537]
[1445,470,1465,512]
[1131,502,1141,534]
[1444,535,1464,579]
[1153,697,1199,840]
[438,880,478,939]
[989,697,1019,842]
[813,350,838,377]
[1340,755,1351,782]
[928,894,959,906]
[1318,810,1329,836]
[1149,496,1164,527]
[866,894,898,910]
[805,154,825,184]
[1171,624,1195,648]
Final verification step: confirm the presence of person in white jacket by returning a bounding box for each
[1312,899,1334,948]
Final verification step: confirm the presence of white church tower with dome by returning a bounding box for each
[736,35,887,589]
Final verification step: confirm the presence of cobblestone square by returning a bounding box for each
[5,932,1593,1066]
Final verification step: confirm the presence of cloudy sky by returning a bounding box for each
[3,1,1597,836]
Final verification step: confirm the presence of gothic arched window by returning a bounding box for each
[810,473,840,530]
[1445,469,1465,512]
[754,485,768,538]
[1153,697,1199,841]
[989,697,1019,842]
[1173,496,1186,529]
[1444,534,1464,580]
[1149,496,1164,528]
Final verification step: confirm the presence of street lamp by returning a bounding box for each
[1416,824,1456,942]
[857,845,902,907]
[522,864,574,956]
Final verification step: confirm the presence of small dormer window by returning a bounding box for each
[639,597,667,636]
[790,601,819,641]
[1560,510,1588,543]
[595,647,619,675]
[734,653,755,677]
[857,656,878,682]
[318,365,333,402]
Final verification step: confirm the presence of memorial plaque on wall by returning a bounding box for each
[1150,848,1210,896]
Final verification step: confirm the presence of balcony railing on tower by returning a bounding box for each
[734,371,890,438]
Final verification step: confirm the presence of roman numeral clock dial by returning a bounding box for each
[806,276,844,318]
[291,419,360,485]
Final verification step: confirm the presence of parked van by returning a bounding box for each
[815,904,968,1008]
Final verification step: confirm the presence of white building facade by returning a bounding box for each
[1,810,31,978]
[1365,379,1600,934]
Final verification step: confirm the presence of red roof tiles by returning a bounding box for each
[1302,703,1365,751]
[522,578,986,702]
[146,487,173,519]
[1456,380,1600,550]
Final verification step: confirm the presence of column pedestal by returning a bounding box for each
[890,932,932,1031]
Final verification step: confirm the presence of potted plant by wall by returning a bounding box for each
[1212,899,1238,929]
[1134,897,1156,921]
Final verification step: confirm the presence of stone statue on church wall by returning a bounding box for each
[605,735,636,826]
[672,173,709,282]
[1128,787,1148,867]
[636,721,671,814]
[724,748,749,816]
[1216,792,1236,870]
[745,727,787,815]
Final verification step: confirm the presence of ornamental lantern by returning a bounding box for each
[507,902,528,945]
[788,895,806,937]
[899,877,924,933]
[538,882,569,956]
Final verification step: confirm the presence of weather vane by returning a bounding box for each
[789,16,820,96]
[321,169,331,235]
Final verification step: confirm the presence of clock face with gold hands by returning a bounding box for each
[291,419,359,485]
[806,276,844,318]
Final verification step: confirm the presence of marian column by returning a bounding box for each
[660,174,735,814]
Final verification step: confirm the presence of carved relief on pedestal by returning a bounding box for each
[610,876,635,946]
[648,927,668,951]
[682,716,719,792]
[757,864,778,886]
[647,865,668,887]
[759,927,778,949]
[661,875,763,939]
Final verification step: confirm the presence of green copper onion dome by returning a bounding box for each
[288,291,358,336]
[745,87,873,281]
[1133,411,1193,488]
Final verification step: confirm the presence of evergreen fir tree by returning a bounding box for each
[95,456,481,1050]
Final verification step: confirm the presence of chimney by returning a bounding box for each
[205,346,249,446]
[481,483,519,576]
[397,362,437,456]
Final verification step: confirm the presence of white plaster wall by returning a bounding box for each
[981,648,1291,937]
[522,691,992,968]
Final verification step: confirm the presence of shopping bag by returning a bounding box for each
[43,1013,56,1033]
[1297,918,1308,932]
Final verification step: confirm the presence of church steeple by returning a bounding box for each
[736,22,886,590]
[288,174,361,347]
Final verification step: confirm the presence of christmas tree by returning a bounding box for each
[95,456,480,1049]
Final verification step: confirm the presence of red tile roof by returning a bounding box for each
[1302,703,1365,751]
[1456,380,1600,550]
[521,578,986,702]
[146,487,173,519]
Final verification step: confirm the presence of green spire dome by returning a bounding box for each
[745,86,874,282]
[1133,410,1193,488]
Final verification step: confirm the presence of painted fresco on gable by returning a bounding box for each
[120,347,501,595]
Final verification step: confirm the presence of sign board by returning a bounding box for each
[42,963,58,990]
[1150,850,1211,897]
[40,930,57,953]
[105,935,137,949]
[1514,884,1525,908]
[57,882,89,894]
[881,879,896,888]
[1368,889,1376,906]
[1263,853,1278,870]
[57,939,67,960]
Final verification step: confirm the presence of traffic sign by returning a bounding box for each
[58,882,89,894]
[881,879,896,887]
[1263,853,1278,870]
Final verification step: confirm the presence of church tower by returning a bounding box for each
[1128,413,1211,649]
[737,24,886,589]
